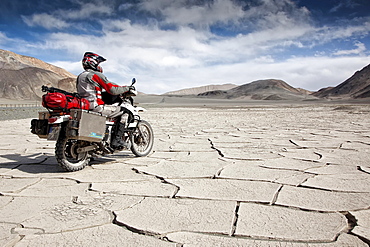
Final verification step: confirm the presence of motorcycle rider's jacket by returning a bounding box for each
[77,69,129,110]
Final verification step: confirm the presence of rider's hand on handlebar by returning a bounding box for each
[122,85,135,93]
[122,86,130,92]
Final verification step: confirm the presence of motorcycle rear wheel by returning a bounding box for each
[55,135,90,172]
[130,120,154,157]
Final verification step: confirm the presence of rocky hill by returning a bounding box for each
[0,49,76,100]
[313,64,370,99]
[198,79,317,100]
[164,83,237,95]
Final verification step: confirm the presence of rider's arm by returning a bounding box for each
[90,72,130,95]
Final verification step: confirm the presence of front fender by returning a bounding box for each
[121,101,140,116]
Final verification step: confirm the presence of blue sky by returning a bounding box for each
[1,0,370,94]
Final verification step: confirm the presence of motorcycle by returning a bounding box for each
[31,78,154,172]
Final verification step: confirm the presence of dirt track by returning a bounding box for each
[1,104,370,246]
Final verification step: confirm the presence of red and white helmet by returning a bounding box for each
[82,52,106,73]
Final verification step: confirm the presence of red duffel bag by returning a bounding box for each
[42,92,90,111]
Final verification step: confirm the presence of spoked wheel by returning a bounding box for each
[130,120,154,157]
[55,135,91,172]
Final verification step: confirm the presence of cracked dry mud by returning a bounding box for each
[1,104,370,246]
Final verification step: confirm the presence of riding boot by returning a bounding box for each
[111,122,126,149]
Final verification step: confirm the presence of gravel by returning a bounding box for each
[0,107,46,121]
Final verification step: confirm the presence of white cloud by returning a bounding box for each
[50,61,81,76]
[0,32,35,54]
[307,17,370,45]
[158,0,245,27]
[243,0,312,29]
[330,0,360,13]
[22,13,70,30]
[21,1,113,30]
[333,42,366,56]
[58,2,113,20]
[0,32,9,44]
[118,3,135,11]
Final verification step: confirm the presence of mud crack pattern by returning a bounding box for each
[0,105,369,246]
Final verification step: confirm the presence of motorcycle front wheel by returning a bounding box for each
[55,135,90,172]
[130,120,154,157]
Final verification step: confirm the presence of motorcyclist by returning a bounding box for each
[76,52,131,149]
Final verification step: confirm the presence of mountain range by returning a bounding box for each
[197,79,316,100]
[0,49,369,101]
[164,84,237,96]
[0,49,76,100]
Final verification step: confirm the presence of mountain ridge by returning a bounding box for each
[312,64,370,99]
[164,83,237,96]
[0,49,76,100]
[0,49,75,78]
[198,79,318,101]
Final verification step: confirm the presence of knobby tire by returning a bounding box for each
[55,134,90,172]
[130,120,154,157]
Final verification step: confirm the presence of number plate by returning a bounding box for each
[47,125,61,141]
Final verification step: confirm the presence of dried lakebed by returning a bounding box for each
[0,104,369,246]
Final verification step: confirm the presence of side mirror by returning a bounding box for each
[131,78,136,85]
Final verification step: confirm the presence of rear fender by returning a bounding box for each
[48,115,70,124]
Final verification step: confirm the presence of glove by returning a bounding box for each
[121,86,130,92]
[121,85,135,93]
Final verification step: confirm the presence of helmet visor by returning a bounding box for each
[83,52,106,64]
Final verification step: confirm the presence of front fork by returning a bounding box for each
[107,113,140,151]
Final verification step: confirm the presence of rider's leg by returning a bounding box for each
[93,105,126,148]
[111,111,131,149]
[93,105,122,117]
